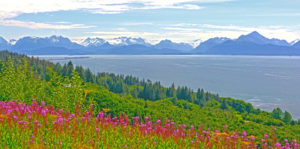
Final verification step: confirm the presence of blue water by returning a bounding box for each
[37,55,300,119]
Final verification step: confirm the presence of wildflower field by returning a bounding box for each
[0,100,298,149]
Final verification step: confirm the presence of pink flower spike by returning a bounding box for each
[13,115,17,120]
[242,131,247,136]
[293,139,297,143]
[41,101,45,106]
[284,139,288,142]
[97,112,104,118]
[156,120,161,124]
[275,142,281,147]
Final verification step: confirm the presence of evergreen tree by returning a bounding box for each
[75,66,86,81]
[220,100,228,110]
[284,111,292,124]
[85,68,95,83]
[272,108,283,119]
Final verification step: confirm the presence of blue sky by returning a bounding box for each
[0,0,300,44]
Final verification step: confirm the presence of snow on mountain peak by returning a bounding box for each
[82,37,106,47]
[108,37,149,46]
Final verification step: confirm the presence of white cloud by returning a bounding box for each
[247,13,300,17]
[140,4,203,10]
[0,0,232,18]
[84,24,300,46]
[0,19,93,29]
[165,24,300,42]
[180,4,202,10]
[122,22,153,26]
[0,0,232,29]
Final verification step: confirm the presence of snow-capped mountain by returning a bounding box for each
[82,37,106,47]
[1,31,300,55]
[154,39,193,51]
[108,37,151,46]
[195,37,230,51]
[237,31,290,46]
[12,35,83,51]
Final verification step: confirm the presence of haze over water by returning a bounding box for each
[39,55,300,119]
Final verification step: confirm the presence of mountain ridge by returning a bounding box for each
[1,31,300,55]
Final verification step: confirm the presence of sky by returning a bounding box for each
[0,0,300,45]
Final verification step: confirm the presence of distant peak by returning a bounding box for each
[82,37,105,46]
[211,37,230,40]
[246,31,264,37]
[159,39,173,43]
[250,31,259,34]
[109,36,148,46]
[84,37,104,41]
[237,31,267,41]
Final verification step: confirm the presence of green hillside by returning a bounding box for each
[0,51,299,143]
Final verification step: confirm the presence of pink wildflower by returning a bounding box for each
[242,131,247,136]
[41,101,45,106]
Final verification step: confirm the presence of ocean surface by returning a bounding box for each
[37,55,300,119]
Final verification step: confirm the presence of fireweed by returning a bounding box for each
[0,100,298,149]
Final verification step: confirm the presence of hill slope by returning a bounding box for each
[0,51,299,142]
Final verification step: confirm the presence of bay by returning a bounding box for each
[37,55,300,119]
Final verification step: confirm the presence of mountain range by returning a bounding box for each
[1,31,300,55]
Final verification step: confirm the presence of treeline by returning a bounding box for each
[0,51,220,107]
[272,107,295,125]
[52,61,220,107]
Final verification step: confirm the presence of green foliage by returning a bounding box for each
[284,111,292,124]
[0,51,299,142]
[72,64,219,104]
[220,99,228,110]
[0,53,84,111]
[272,107,284,119]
